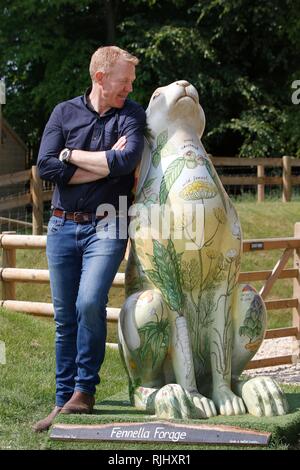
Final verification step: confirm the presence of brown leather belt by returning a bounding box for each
[52,209,108,223]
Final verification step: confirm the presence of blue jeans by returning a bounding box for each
[46,215,127,407]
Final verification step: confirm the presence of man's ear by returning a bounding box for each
[95,71,104,84]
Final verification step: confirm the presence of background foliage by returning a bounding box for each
[0,0,299,158]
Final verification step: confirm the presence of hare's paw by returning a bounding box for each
[186,390,217,418]
[154,384,191,419]
[212,386,246,416]
[240,377,289,417]
[133,386,158,412]
[154,384,217,419]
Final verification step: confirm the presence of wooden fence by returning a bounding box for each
[210,155,297,203]
[0,229,300,369]
[0,167,45,234]
[0,156,299,235]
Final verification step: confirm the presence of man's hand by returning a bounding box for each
[112,135,127,150]
[68,136,127,184]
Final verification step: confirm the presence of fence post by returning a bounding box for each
[30,165,43,235]
[0,231,16,301]
[282,156,292,202]
[293,222,300,360]
[257,164,265,202]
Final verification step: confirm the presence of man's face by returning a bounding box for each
[101,59,136,109]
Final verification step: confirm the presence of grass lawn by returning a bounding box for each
[0,308,299,451]
[0,308,127,450]
[1,200,300,450]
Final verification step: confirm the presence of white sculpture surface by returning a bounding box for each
[118,80,288,419]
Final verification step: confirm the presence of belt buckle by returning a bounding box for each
[73,212,90,223]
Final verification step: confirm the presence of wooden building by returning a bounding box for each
[0,118,28,216]
[0,118,27,176]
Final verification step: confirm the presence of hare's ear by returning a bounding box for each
[135,137,152,196]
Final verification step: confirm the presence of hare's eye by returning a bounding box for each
[152,92,160,100]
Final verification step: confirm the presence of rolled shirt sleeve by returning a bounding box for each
[37,104,77,185]
[105,105,146,177]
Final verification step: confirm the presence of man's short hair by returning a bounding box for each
[89,46,139,81]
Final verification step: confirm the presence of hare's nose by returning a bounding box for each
[176,80,190,88]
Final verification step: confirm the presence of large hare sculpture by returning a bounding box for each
[118,81,288,419]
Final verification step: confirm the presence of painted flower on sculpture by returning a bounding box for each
[225,248,237,262]
[206,249,218,259]
[217,253,225,270]
[181,259,201,291]
[231,221,241,239]
[185,151,198,169]
[179,181,217,200]
[184,150,205,169]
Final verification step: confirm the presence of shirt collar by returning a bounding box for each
[83,87,119,117]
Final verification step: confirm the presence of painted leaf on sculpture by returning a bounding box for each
[138,318,169,368]
[157,130,168,148]
[159,157,185,205]
[143,177,156,190]
[152,149,161,168]
[146,269,163,290]
[146,239,185,312]
[152,130,168,168]
[239,295,264,343]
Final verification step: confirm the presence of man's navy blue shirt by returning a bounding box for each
[37,91,146,212]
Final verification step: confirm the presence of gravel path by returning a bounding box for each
[244,337,300,384]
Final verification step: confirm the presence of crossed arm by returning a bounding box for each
[68,136,127,184]
[37,104,145,186]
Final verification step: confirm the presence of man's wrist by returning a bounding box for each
[59,148,72,164]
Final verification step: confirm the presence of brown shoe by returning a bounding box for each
[60,391,95,414]
[33,406,62,433]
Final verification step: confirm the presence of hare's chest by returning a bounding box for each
[138,151,225,233]
[134,151,229,260]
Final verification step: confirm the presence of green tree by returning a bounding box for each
[0,0,299,158]
[0,0,120,156]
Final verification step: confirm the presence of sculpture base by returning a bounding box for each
[50,420,270,446]
[49,387,300,450]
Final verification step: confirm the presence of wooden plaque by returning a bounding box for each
[50,421,271,446]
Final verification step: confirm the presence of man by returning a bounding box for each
[33,46,146,432]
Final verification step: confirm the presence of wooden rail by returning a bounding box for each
[0,156,300,236]
[210,155,297,202]
[0,230,300,369]
[0,169,31,188]
[0,216,47,231]
[0,193,31,212]
[0,300,121,322]
[0,168,43,234]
